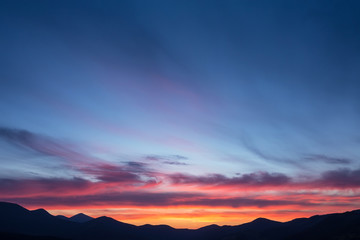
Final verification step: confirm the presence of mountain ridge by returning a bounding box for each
[69,213,93,223]
[0,201,359,240]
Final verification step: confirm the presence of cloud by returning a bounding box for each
[239,134,300,167]
[145,154,188,161]
[0,127,98,166]
[239,134,353,171]
[316,168,360,188]
[184,197,317,208]
[1,169,360,210]
[0,127,156,186]
[1,127,360,214]
[0,191,201,207]
[0,177,93,197]
[162,161,188,166]
[0,190,320,208]
[169,171,291,187]
[169,168,360,190]
[144,154,189,166]
[80,163,143,183]
[304,154,352,164]
[0,127,64,156]
[124,161,148,169]
[171,155,188,160]
[0,127,189,174]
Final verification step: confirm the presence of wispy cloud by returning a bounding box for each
[0,127,156,186]
[1,126,360,225]
[239,134,300,167]
[144,154,189,166]
[0,127,98,166]
[304,154,352,164]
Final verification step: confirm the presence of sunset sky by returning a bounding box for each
[1,0,360,228]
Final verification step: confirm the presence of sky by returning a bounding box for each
[0,0,360,228]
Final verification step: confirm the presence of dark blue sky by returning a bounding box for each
[0,0,360,227]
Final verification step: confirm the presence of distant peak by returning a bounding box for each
[245,217,282,229]
[199,224,220,230]
[140,224,174,230]
[69,213,93,223]
[0,201,25,209]
[252,217,272,223]
[252,217,280,223]
[31,208,51,216]
[72,213,89,217]
[0,202,29,214]
[94,216,135,227]
[56,215,69,221]
[95,216,116,222]
[208,224,220,227]
[32,208,46,212]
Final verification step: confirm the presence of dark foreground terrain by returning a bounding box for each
[1,202,360,240]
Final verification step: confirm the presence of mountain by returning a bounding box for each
[0,202,77,239]
[0,201,359,240]
[69,213,93,223]
[0,232,68,240]
[55,215,69,221]
[55,213,93,223]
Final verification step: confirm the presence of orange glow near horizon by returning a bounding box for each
[42,204,360,229]
[8,183,360,228]
[3,165,360,229]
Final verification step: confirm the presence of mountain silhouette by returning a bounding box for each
[55,215,69,221]
[55,213,93,223]
[0,201,359,240]
[69,213,93,223]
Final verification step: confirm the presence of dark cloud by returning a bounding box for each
[0,191,320,208]
[125,161,147,168]
[81,164,142,183]
[0,191,201,207]
[170,168,360,189]
[0,177,92,196]
[2,168,360,209]
[170,171,291,186]
[121,161,151,173]
[185,197,318,208]
[316,168,360,188]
